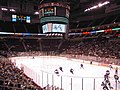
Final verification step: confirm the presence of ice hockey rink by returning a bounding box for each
[10,56,120,90]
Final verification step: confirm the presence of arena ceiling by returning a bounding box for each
[0,0,119,19]
[30,0,120,21]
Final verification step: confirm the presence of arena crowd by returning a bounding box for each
[0,56,42,90]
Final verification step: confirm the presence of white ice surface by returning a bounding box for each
[11,56,120,90]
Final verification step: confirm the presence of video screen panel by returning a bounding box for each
[42,23,66,34]
[52,24,66,33]
[44,7,55,16]
[56,7,66,16]
[12,14,30,23]
[42,23,52,33]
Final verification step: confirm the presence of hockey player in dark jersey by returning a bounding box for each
[59,67,63,72]
[80,64,84,69]
[54,69,59,76]
[101,80,113,90]
[101,70,113,90]
[114,67,120,83]
[70,68,74,74]
[101,81,109,90]
[104,70,110,81]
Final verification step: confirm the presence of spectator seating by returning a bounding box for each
[0,57,42,90]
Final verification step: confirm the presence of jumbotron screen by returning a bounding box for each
[44,7,54,16]
[12,14,30,23]
[42,23,66,33]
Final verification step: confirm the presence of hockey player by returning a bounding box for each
[70,68,74,74]
[104,70,110,81]
[59,67,63,72]
[114,74,120,83]
[109,64,113,70]
[54,69,59,76]
[114,67,120,83]
[80,64,84,69]
[101,81,109,90]
[106,70,110,75]
[115,67,118,74]
[101,70,113,90]
[90,61,92,64]
[101,80,113,90]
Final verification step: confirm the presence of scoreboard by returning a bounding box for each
[39,2,70,19]
[39,6,69,24]
[39,6,69,18]
[38,2,70,38]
